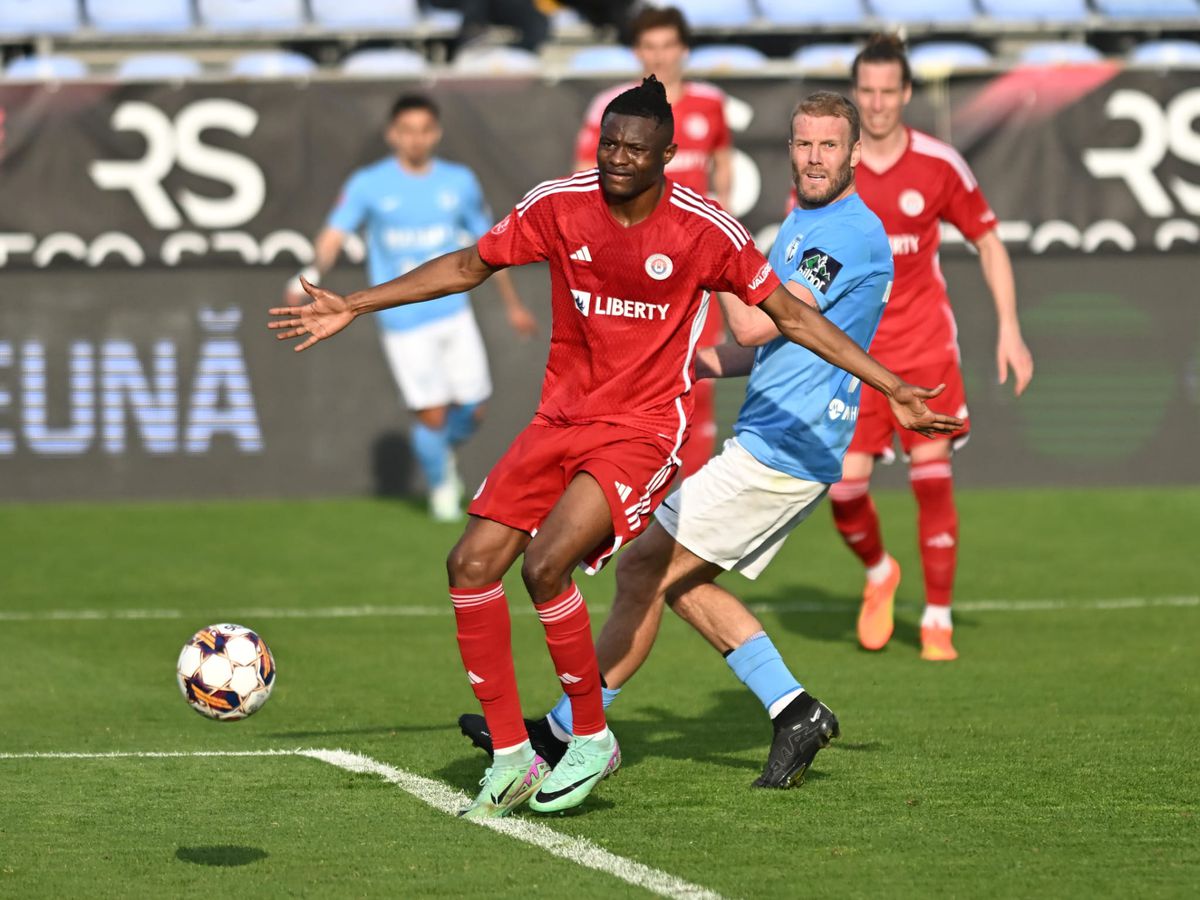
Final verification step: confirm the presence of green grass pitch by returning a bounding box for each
[1,488,1197,898]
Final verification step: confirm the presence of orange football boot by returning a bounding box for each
[857,556,899,651]
[920,625,958,661]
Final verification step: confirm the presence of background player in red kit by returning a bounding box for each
[837,35,1035,661]
[271,77,960,818]
[574,6,732,478]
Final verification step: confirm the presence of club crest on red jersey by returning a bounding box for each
[644,253,673,281]
[899,189,926,217]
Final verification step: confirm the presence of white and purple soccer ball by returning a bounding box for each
[176,624,276,721]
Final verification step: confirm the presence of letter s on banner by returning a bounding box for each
[88,99,266,231]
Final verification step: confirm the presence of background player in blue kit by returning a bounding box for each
[286,94,538,521]
[460,92,953,787]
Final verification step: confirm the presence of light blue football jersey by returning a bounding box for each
[734,192,894,483]
[327,157,493,331]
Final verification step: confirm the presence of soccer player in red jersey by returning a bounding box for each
[836,35,1035,661]
[271,77,959,817]
[574,6,733,479]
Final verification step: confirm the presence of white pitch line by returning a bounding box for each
[0,748,723,900]
[0,595,1196,623]
[302,749,723,900]
[0,750,297,759]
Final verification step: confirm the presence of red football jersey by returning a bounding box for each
[575,81,731,199]
[477,170,779,444]
[855,128,998,369]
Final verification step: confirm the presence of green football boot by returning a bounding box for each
[459,754,551,820]
[528,730,621,814]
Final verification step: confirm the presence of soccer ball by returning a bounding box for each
[176,624,276,721]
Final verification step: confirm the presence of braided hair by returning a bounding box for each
[601,75,674,141]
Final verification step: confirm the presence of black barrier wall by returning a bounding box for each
[1,73,1197,499]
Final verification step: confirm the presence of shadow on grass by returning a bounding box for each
[438,688,868,789]
[751,581,973,652]
[175,846,267,867]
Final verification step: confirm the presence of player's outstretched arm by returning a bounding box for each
[268,246,499,352]
[757,286,963,438]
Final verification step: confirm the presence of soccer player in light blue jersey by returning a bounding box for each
[459,91,939,789]
[286,94,537,521]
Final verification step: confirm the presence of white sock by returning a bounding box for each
[493,739,534,767]
[866,554,895,585]
[768,687,805,720]
[545,715,571,743]
[575,726,610,743]
[921,605,953,629]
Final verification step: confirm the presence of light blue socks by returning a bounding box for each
[725,632,803,716]
[410,422,449,488]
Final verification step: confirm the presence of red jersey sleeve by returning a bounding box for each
[476,191,553,268]
[941,155,997,243]
[713,241,780,306]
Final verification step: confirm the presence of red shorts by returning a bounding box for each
[849,356,971,460]
[468,420,680,574]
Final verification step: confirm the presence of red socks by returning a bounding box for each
[535,583,606,737]
[451,581,606,748]
[910,461,957,607]
[449,582,527,751]
[830,477,885,568]
[833,464,958,608]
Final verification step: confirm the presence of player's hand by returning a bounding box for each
[997,329,1034,396]
[268,277,355,352]
[888,382,964,439]
[506,304,539,339]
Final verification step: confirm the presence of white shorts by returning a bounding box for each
[654,437,829,580]
[379,309,492,411]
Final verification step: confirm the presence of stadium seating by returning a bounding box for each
[671,0,757,28]
[567,46,641,73]
[86,0,192,33]
[0,0,80,34]
[979,0,1089,19]
[310,0,420,29]
[198,0,306,31]
[1093,0,1198,17]
[339,48,429,75]
[4,54,88,79]
[451,47,541,75]
[869,0,979,23]
[908,41,995,71]
[116,52,204,79]
[757,0,867,25]
[1128,39,1200,65]
[687,44,769,71]
[228,50,317,77]
[1017,41,1104,65]
[791,43,861,71]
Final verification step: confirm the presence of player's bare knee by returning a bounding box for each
[519,550,571,604]
[446,541,502,588]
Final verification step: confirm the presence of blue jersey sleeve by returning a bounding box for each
[459,170,493,241]
[785,221,872,313]
[326,171,370,234]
